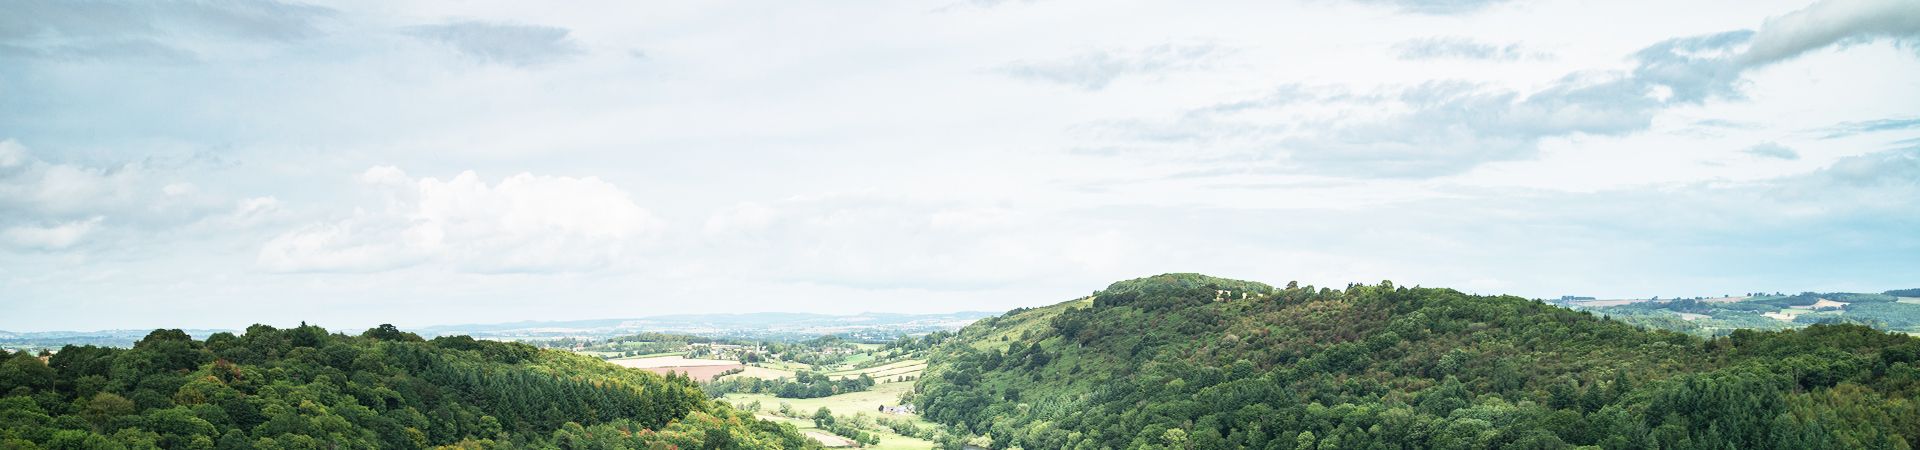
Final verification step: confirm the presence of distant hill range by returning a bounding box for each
[1556,288,1920,337]
[3,311,996,350]
[412,311,999,341]
[0,329,232,350]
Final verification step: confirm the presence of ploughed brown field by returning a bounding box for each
[634,363,745,380]
[607,356,744,382]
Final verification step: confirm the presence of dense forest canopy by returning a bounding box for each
[0,324,816,449]
[914,274,1920,450]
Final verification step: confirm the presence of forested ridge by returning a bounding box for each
[914,274,1920,450]
[0,324,817,449]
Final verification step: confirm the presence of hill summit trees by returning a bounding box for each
[915,274,1920,450]
[0,324,816,449]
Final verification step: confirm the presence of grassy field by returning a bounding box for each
[755,360,816,371]
[724,375,917,414]
[825,359,925,379]
[858,431,936,450]
[1898,297,1920,305]
[725,364,797,380]
[754,414,937,449]
[860,363,925,381]
[735,378,941,450]
[1764,308,1815,322]
[716,356,927,386]
[840,353,877,367]
[970,297,1092,352]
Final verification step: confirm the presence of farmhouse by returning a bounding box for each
[877,404,916,415]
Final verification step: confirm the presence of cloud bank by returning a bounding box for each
[1394,37,1547,61]
[2,0,1917,330]
[0,0,332,61]
[1354,0,1513,15]
[406,21,584,67]
[998,43,1222,90]
[260,167,663,273]
[1084,0,1920,178]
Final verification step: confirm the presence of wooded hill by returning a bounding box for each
[913,274,1920,450]
[0,324,817,449]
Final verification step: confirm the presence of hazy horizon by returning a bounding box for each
[5,0,1919,332]
[0,309,1004,334]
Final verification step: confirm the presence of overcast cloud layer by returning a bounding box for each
[3,0,1918,331]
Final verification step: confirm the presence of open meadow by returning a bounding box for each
[720,358,938,448]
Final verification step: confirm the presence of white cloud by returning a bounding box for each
[1077,0,1920,178]
[0,139,236,250]
[1355,0,1512,15]
[0,0,333,62]
[929,207,1017,231]
[998,43,1222,90]
[1744,142,1801,159]
[405,21,584,67]
[703,202,779,237]
[3,0,1919,330]
[259,167,666,273]
[0,141,27,168]
[1393,37,1548,61]
[1,217,103,250]
[1740,0,1920,67]
[695,196,1130,290]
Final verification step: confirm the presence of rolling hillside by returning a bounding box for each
[913,274,1920,450]
[0,324,817,449]
[1581,290,1920,337]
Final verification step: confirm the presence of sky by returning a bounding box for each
[2,0,1918,332]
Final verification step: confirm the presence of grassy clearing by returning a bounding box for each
[724,378,916,417]
[840,353,877,367]
[1764,308,1819,323]
[754,414,936,449]
[969,298,1091,352]
[1897,297,1920,305]
[862,431,936,450]
[721,358,925,383]
[860,364,925,381]
[826,359,925,378]
[740,381,940,450]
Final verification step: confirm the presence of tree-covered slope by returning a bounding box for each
[913,274,1920,450]
[0,324,817,449]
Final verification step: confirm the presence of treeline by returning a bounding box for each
[881,332,954,355]
[761,336,860,366]
[915,274,1920,450]
[809,408,880,447]
[706,371,875,399]
[609,333,726,357]
[0,323,815,449]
